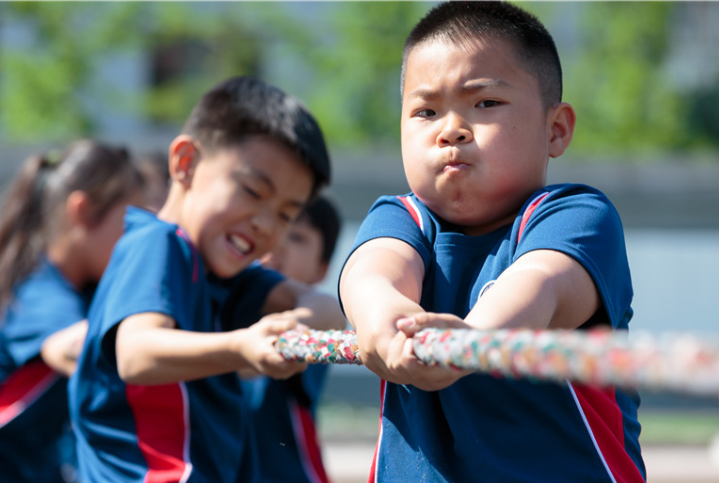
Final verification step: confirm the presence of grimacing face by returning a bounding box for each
[400,37,559,236]
[178,137,314,279]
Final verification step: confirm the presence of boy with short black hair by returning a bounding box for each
[69,76,344,482]
[340,2,645,482]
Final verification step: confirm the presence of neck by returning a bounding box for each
[46,234,86,291]
[157,184,184,225]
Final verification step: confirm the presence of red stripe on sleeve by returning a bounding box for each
[571,383,645,483]
[126,383,192,483]
[517,192,550,243]
[396,196,422,229]
[0,360,59,428]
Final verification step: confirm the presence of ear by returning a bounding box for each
[168,135,201,187]
[547,102,576,159]
[65,190,93,228]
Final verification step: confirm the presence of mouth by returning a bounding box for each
[442,161,471,173]
[227,233,254,258]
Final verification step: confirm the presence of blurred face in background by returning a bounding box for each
[260,213,328,285]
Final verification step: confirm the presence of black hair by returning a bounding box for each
[0,139,144,309]
[300,194,341,264]
[181,76,331,198]
[401,1,563,109]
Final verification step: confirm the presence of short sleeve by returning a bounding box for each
[92,224,200,361]
[515,184,633,328]
[348,195,433,271]
[218,263,286,330]
[1,262,90,367]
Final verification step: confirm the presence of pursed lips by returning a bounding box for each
[442,160,471,173]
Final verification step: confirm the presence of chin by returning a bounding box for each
[211,260,250,279]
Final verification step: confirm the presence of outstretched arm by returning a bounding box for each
[260,279,346,331]
[463,249,600,331]
[115,311,307,385]
[340,237,471,389]
[41,320,88,376]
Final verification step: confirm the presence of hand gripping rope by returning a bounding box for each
[275,328,719,396]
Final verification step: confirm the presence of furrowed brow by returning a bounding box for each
[461,79,510,93]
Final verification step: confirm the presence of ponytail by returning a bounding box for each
[0,140,144,311]
[0,153,60,309]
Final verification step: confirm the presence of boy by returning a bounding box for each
[68,76,344,482]
[237,195,342,483]
[339,3,645,482]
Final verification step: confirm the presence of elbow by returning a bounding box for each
[116,345,159,385]
[116,357,148,385]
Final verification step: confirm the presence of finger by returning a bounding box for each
[267,317,300,335]
[396,316,420,336]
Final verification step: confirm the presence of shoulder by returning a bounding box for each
[114,207,198,273]
[352,193,435,267]
[8,260,85,322]
[519,184,622,234]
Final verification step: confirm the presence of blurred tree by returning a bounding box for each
[269,2,429,148]
[559,2,698,156]
[1,2,143,142]
[0,2,267,143]
[1,2,717,156]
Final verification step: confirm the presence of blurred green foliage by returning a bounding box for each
[1,2,717,157]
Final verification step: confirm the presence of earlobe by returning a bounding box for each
[547,102,576,158]
[168,135,200,185]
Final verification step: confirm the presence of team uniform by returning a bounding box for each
[0,259,94,482]
[224,263,331,483]
[240,358,330,483]
[347,184,646,483]
[68,207,283,483]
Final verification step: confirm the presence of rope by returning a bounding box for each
[275,329,361,364]
[276,327,719,396]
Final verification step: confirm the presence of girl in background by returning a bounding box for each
[0,140,144,482]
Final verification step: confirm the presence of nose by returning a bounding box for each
[437,113,473,146]
[250,209,276,238]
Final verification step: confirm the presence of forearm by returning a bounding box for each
[294,290,346,330]
[263,279,346,331]
[116,316,249,385]
[343,274,424,382]
[41,320,88,377]
[464,250,599,331]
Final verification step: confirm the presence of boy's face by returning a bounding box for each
[401,37,555,236]
[178,137,313,279]
[259,214,328,285]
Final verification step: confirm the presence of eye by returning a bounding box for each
[413,108,436,119]
[287,231,306,244]
[243,185,261,199]
[476,99,501,109]
[279,211,298,224]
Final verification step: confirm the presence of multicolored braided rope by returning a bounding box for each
[275,328,719,396]
[275,329,361,364]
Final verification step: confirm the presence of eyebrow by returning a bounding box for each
[407,79,510,100]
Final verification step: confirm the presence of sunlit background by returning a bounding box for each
[2,3,719,482]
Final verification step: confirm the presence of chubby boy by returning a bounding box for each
[340,3,645,482]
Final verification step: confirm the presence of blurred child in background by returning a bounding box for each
[136,151,171,212]
[68,76,345,482]
[0,140,144,482]
[237,194,342,483]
